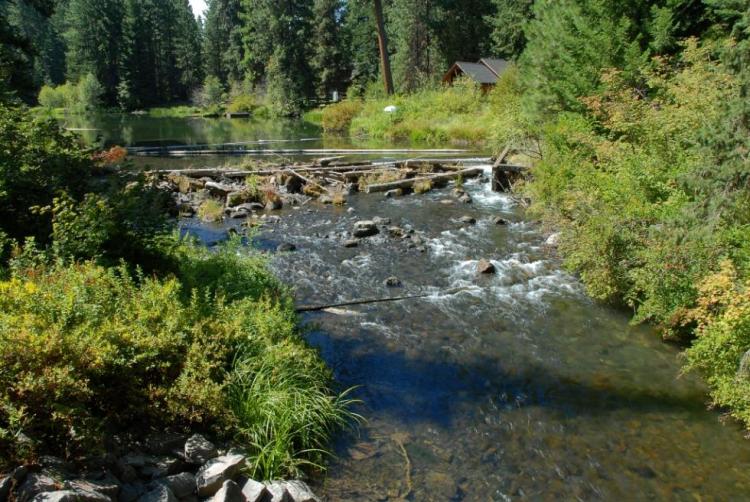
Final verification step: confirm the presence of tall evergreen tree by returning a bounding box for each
[342,0,381,94]
[203,0,242,85]
[241,0,314,115]
[64,0,122,102]
[439,0,494,63]
[388,0,444,92]
[310,0,348,99]
[485,0,533,59]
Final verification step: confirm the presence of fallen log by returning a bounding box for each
[492,163,529,192]
[365,167,483,194]
[296,287,471,312]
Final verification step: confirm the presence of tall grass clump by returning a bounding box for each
[321,100,363,132]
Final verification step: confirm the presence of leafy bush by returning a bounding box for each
[0,241,355,478]
[76,73,104,111]
[321,100,363,132]
[194,75,225,108]
[198,199,224,222]
[37,85,65,109]
[227,94,258,114]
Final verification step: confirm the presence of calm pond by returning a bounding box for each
[72,114,750,500]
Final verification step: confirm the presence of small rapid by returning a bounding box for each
[187,160,750,501]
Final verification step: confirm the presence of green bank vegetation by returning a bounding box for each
[0,104,358,477]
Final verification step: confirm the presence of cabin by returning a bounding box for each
[442,58,509,90]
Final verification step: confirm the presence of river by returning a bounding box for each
[74,114,750,500]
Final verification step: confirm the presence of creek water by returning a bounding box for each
[75,116,750,500]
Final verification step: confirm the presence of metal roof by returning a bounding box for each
[451,61,499,84]
[479,58,510,77]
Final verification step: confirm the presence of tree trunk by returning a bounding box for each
[373,0,394,95]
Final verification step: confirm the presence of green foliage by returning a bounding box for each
[198,199,225,222]
[76,73,104,111]
[227,94,258,114]
[37,85,65,109]
[320,100,363,132]
[485,0,533,58]
[196,75,225,108]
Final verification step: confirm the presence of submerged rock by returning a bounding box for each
[384,276,402,287]
[493,216,509,225]
[343,239,359,248]
[477,259,496,275]
[458,194,473,204]
[372,216,391,225]
[276,243,297,252]
[459,216,476,225]
[352,221,379,238]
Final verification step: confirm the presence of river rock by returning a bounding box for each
[1,475,12,502]
[31,491,78,502]
[343,239,359,248]
[385,189,403,198]
[195,454,246,497]
[276,243,297,252]
[459,216,476,225]
[112,460,137,484]
[184,434,217,465]
[64,479,119,500]
[140,485,176,502]
[264,482,291,502]
[229,208,250,219]
[458,194,473,204]
[205,181,234,198]
[207,480,243,502]
[352,221,379,238]
[493,217,509,225]
[118,482,145,502]
[384,276,402,287]
[282,481,320,502]
[265,198,283,211]
[477,259,496,275]
[545,232,560,247]
[159,473,195,499]
[372,216,391,225]
[17,473,58,502]
[240,479,268,502]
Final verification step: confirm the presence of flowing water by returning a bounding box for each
[72,116,750,500]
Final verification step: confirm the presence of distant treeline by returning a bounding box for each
[2,0,531,114]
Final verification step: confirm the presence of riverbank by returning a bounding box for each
[0,106,356,484]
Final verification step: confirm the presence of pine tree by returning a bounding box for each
[341,0,380,95]
[203,0,243,85]
[241,0,315,115]
[310,0,348,99]
[388,0,444,92]
[485,0,533,59]
[64,0,123,102]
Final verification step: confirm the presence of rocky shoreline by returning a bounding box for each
[0,434,319,502]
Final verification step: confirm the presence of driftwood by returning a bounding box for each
[365,167,483,194]
[296,293,432,312]
[492,163,529,192]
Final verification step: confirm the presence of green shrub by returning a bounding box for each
[198,199,224,222]
[37,85,65,109]
[195,75,225,108]
[321,100,363,132]
[76,73,104,111]
[227,94,258,114]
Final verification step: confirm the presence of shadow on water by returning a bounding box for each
[306,323,708,431]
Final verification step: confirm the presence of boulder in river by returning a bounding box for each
[384,276,402,287]
[240,479,269,502]
[477,259,496,275]
[204,181,235,198]
[458,194,473,204]
[372,216,391,225]
[352,221,379,238]
[276,243,297,252]
[459,216,476,225]
[493,217,509,225]
[343,239,359,248]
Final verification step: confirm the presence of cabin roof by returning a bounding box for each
[479,58,510,77]
[448,61,499,84]
[443,58,510,86]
